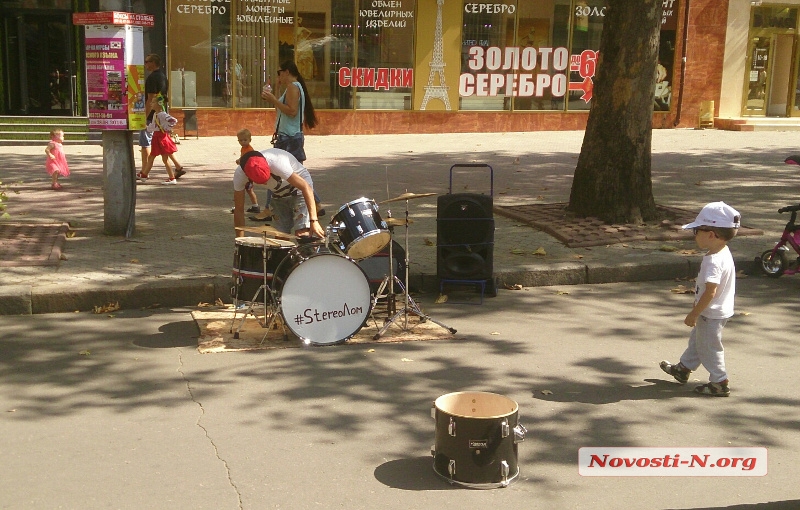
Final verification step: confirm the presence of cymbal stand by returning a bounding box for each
[373,199,456,340]
[371,211,400,319]
[229,231,287,342]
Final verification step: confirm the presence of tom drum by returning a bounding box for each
[330,198,390,260]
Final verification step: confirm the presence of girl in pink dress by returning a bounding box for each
[45,128,70,190]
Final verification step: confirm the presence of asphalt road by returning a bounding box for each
[2,277,799,509]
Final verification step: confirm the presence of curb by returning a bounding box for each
[0,256,759,315]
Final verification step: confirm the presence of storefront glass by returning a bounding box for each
[166,0,675,113]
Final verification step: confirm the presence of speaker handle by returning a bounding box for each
[449,163,493,197]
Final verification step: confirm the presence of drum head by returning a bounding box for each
[346,231,391,260]
[235,236,296,249]
[280,253,371,345]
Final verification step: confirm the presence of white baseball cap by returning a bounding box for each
[682,201,741,230]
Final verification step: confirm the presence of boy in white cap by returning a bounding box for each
[660,201,741,396]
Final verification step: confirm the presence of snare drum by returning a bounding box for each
[330,198,390,260]
[232,237,295,303]
[432,391,527,488]
[272,244,371,345]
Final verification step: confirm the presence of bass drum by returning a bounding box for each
[272,244,372,345]
[432,391,527,488]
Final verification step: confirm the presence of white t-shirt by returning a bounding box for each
[233,148,313,194]
[695,245,735,319]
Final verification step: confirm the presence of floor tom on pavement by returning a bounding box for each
[432,391,526,488]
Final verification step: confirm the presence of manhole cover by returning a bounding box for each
[0,223,69,267]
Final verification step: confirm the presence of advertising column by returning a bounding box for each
[73,11,153,237]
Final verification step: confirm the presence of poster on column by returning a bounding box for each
[85,25,128,130]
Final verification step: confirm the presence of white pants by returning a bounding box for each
[680,316,729,383]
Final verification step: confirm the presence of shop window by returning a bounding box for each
[513,1,571,111]
[459,0,518,111]
[567,0,604,111]
[353,0,415,110]
[752,6,798,30]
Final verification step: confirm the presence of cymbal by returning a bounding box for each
[238,225,297,239]
[385,217,414,227]
[380,192,437,204]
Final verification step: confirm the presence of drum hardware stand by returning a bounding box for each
[229,231,288,343]
[373,195,456,340]
[371,212,399,320]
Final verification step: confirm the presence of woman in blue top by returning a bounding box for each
[259,60,321,219]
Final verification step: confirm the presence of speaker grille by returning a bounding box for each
[437,193,494,280]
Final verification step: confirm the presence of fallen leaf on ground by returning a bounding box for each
[659,245,679,252]
[130,259,140,263]
[66,231,76,238]
[556,290,570,295]
[59,254,67,260]
[541,390,553,395]
[504,284,523,290]
[679,249,699,255]
[572,254,584,259]
[93,302,120,314]
[424,238,434,246]
[738,311,751,316]
[511,248,525,255]
[533,247,547,256]
[491,331,500,335]
[367,349,375,353]
[401,358,413,362]
[736,270,748,278]
[79,350,91,356]
[435,294,448,304]
[671,285,694,294]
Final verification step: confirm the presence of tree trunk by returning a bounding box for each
[567,0,663,224]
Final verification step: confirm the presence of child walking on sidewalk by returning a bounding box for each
[45,128,70,190]
[660,201,740,397]
[137,94,179,185]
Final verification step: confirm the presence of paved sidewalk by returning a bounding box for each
[2,129,799,314]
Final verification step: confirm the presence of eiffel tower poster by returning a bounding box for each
[420,0,451,110]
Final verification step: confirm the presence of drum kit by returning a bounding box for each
[230,192,456,346]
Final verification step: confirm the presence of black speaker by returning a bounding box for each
[437,193,494,280]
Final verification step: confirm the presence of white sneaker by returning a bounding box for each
[162,178,178,185]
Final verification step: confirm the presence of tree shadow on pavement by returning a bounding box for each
[671,501,800,510]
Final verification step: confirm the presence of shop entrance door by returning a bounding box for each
[2,12,74,116]
[743,34,773,116]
